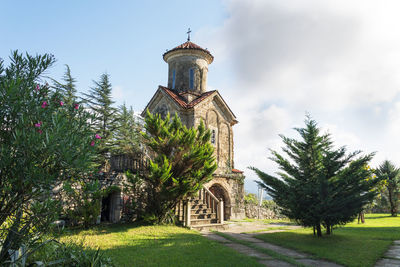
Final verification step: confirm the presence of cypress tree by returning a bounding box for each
[250,117,380,236]
[141,110,217,224]
[375,160,400,216]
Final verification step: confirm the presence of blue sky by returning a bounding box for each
[2,0,227,108]
[3,0,400,194]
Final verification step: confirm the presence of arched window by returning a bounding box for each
[172,69,176,89]
[189,68,194,89]
[211,129,216,145]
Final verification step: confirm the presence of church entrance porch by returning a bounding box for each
[209,184,231,220]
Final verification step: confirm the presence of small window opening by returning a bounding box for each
[172,69,176,89]
[211,129,216,145]
[189,68,194,89]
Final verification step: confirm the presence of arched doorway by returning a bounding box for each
[209,184,231,220]
[101,191,121,223]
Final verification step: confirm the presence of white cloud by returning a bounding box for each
[199,0,400,192]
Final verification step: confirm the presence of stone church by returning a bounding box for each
[141,38,245,222]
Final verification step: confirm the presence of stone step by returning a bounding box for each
[191,203,209,210]
[191,208,212,215]
[191,213,217,220]
[190,218,218,226]
[191,199,204,204]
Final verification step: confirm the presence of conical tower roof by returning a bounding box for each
[163,41,214,64]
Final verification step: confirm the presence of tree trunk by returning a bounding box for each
[388,189,397,216]
[0,209,22,264]
[313,226,316,236]
[326,224,331,235]
[316,224,322,237]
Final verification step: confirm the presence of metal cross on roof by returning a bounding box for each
[187,28,191,41]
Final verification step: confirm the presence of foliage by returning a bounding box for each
[52,64,78,106]
[375,160,400,216]
[122,171,147,221]
[112,103,142,156]
[26,239,113,267]
[244,193,258,205]
[83,73,118,168]
[62,179,102,228]
[256,214,400,267]
[262,200,282,216]
[0,51,96,263]
[140,110,217,224]
[59,224,263,267]
[250,117,380,236]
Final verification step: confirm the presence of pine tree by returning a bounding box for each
[250,117,379,236]
[53,64,78,106]
[83,73,118,168]
[375,160,400,216]
[112,103,141,156]
[141,110,217,224]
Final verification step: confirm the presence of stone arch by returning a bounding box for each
[209,183,231,220]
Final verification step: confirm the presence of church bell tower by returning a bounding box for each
[142,32,245,220]
[163,31,213,94]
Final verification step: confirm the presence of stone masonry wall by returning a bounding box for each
[193,95,234,174]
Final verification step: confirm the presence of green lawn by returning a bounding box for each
[60,223,263,267]
[255,214,400,267]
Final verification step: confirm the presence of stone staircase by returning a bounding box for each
[190,198,218,226]
[175,186,227,231]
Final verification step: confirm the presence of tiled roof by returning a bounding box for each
[163,41,213,59]
[232,168,244,174]
[160,86,215,109]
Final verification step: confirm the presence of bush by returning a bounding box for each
[0,52,96,263]
[62,179,102,228]
[26,240,114,267]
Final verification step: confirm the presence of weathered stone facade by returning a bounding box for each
[142,40,245,220]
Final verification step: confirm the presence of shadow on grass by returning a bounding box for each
[364,215,395,220]
[59,221,149,237]
[75,230,263,267]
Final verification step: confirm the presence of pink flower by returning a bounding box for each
[90,140,95,146]
[38,129,43,134]
[41,101,48,108]
[34,121,42,128]
[74,103,79,110]
[95,134,101,139]
[35,84,40,91]
[59,101,64,106]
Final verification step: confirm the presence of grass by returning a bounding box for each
[215,232,307,267]
[59,223,264,267]
[254,214,400,267]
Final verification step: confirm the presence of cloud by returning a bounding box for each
[198,0,400,192]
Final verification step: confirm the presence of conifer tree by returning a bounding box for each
[375,160,400,216]
[141,110,217,224]
[113,103,141,156]
[53,64,78,106]
[83,73,118,168]
[250,117,380,236]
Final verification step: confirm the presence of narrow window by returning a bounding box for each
[189,68,194,89]
[211,129,216,145]
[172,69,176,89]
